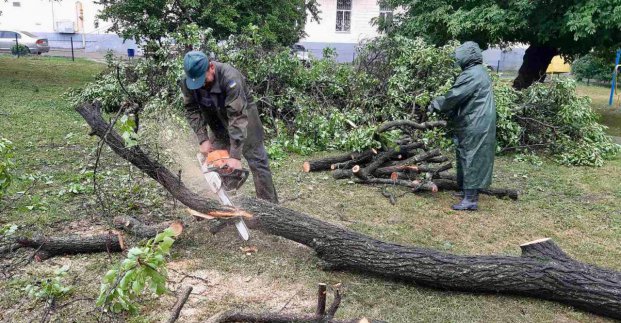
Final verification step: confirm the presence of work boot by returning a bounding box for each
[452,189,478,211]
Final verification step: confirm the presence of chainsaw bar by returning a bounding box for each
[197,153,250,241]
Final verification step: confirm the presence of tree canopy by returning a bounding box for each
[383,0,621,88]
[96,0,319,46]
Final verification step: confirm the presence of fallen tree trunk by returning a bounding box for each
[16,232,124,260]
[77,102,621,320]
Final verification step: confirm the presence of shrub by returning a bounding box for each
[68,26,619,166]
[11,44,29,56]
[572,54,613,84]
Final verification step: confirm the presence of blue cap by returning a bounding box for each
[183,51,209,90]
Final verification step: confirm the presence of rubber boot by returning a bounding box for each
[453,190,464,198]
[452,189,478,211]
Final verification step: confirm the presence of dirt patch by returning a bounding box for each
[163,259,314,321]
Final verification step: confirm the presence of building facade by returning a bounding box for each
[300,0,392,62]
[300,0,525,70]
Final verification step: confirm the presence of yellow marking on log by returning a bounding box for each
[208,210,253,219]
[186,208,215,220]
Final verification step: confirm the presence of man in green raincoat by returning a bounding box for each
[429,41,497,211]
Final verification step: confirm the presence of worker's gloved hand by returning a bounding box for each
[199,140,213,158]
[223,158,242,171]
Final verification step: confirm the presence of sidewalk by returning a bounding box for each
[43,48,139,63]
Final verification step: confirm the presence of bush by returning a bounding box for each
[68,26,619,166]
[519,79,619,166]
[572,54,612,84]
[11,44,29,56]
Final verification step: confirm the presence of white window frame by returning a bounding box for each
[336,0,352,33]
[379,3,393,22]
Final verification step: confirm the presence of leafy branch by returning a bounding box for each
[97,228,176,314]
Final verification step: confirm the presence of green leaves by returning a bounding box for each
[24,266,73,301]
[518,78,620,166]
[0,137,14,199]
[388,0,621,59]
[572,54,613,83]
[119,114,139,147]
[97,227,176,315]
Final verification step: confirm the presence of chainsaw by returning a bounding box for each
[197,150,250,241]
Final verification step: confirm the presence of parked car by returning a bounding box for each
[290,43,310,64]
[0,30,49,54]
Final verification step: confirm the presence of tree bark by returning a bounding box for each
[15,232,124,260]
[77,102,621,320]
[513,45,558,90]
[332,168,353,180]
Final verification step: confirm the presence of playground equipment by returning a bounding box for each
[609,49,621,106]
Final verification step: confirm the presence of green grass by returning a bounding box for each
[1,56,621,322]
[577,82,621,138]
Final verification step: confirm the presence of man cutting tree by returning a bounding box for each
[180,51,278,204]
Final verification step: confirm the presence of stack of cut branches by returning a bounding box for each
[302,120,518,202]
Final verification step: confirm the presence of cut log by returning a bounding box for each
[15,232,124,260]
[395,148,441,166]
[374,165,419,178]
[352,143,422,180]
[332,169,353,180]
[113,216,184,239]
[432,178,519,200]
[426,155,450,164]
[303,153,353,173]
[78,102,621,320]
[376,120,447,133]
[374,162,452,178]
[332,153,374,170]
[351,148,378,160]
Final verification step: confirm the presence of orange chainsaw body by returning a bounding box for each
[204,149,249,191]
[206,149,231,169]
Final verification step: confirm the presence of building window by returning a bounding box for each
[336,0,351,32]
[379,3,393,22]
[12,2,21,7]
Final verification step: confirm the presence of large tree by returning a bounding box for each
[96,0,319,47]
[383,0,621,89]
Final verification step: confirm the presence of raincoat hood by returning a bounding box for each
[455,41,483,70]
